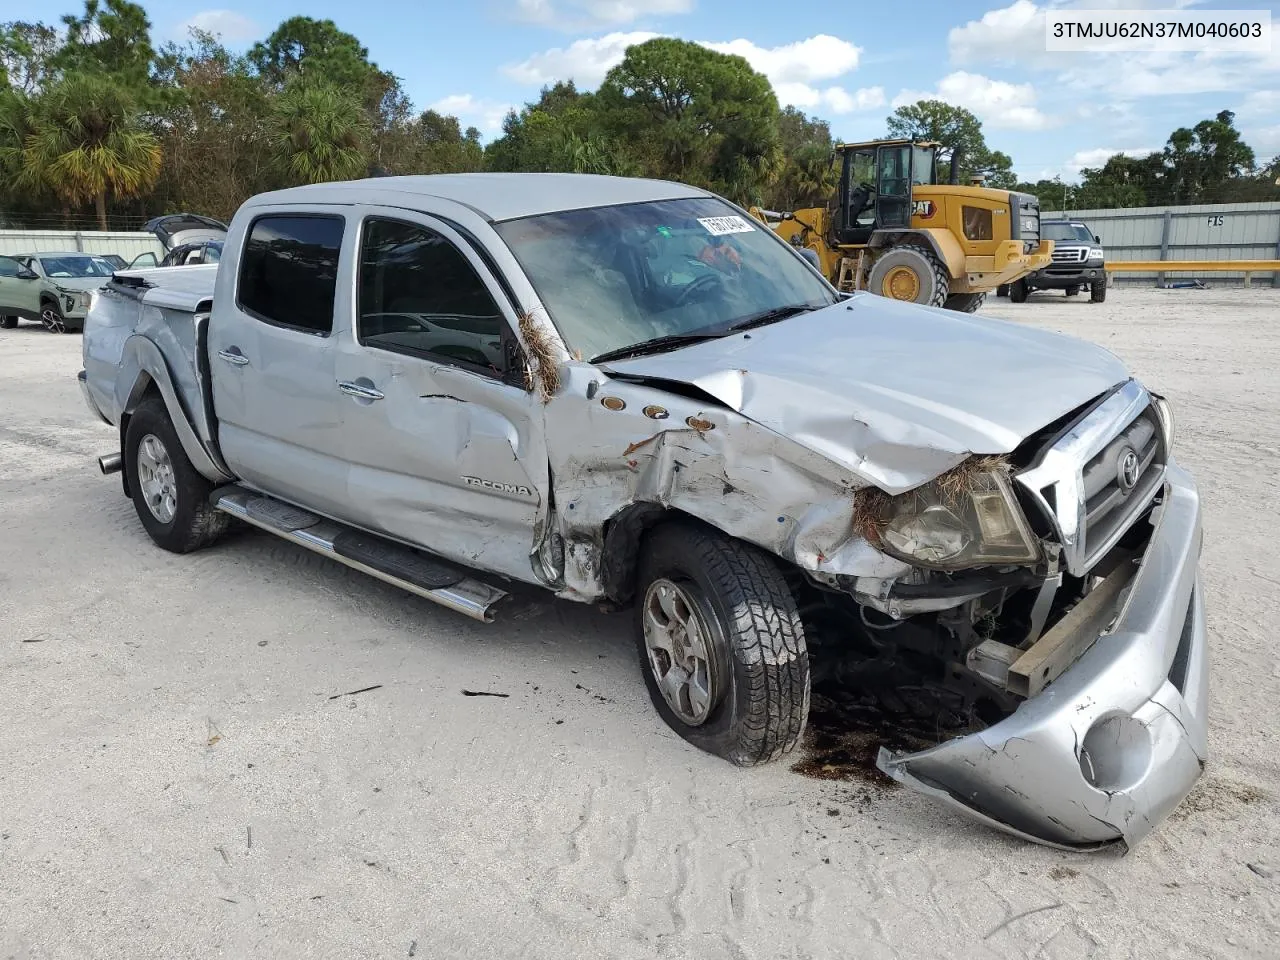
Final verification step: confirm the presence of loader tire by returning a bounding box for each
[943,293,987,314]
[868,244,949,308]
[634,522,810,766]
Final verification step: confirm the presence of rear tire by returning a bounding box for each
[125,397,229,553]
[1009,279,1029,303]
[867,244,949,308]
[1091,280,1107,302]
[634,523,810,766]
[943,292,987,313]
[0,316,17,329]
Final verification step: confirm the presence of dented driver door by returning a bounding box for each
[333,209,549,584]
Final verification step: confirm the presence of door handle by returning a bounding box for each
[218,348,249,366]
[338,380,385,401]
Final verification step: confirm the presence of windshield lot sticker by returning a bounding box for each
[697,216,755,236]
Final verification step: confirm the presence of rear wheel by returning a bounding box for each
[1009,279,1029,303]
[1091,280,1107,302]
[867,244,949,308]
[0,316,17,329]
[943,292,987,313]
[125,397,229,553]
[634,523,810,766]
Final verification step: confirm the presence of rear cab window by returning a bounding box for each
[236,214,345,336]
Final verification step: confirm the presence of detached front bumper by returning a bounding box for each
[877,460,1208,850]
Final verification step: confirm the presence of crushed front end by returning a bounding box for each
[825,379,1205,849]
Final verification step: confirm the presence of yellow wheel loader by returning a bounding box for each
[750,139,1054,313]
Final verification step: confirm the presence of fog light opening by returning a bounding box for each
[1078,715,1153,793]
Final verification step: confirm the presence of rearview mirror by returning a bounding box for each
[17,268,37,280]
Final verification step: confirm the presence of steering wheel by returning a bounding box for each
[674,271,724,308]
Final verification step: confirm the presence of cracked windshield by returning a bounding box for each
[495,197,836,361]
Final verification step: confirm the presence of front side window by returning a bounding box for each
[237,214,344,335]
[877,146,912,198]
[912,146,936,185]
[358,218,508,375]
[494,196,838,362]
[38,256,115,278]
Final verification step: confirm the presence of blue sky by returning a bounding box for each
[11,0,1280,180]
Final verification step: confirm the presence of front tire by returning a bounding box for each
[1009,278,1030,303]
[125,397,229,553]
[1091,279,1107,302]
[1065,285,1080,297]
[995,284,1010,298]
[40,302,68,333]
[867,244,950,308]
[635,523,809,766]
[943,292,987,313]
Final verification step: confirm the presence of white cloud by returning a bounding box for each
[700,35,860,84]
[1236,90,1280,158]
[893,71,1052,130]
[948,0,1043,66]
[776,83,884,114]
[1065,146,1155,174]
[503,31,658,87]
[428,94,513,133]
[514,0,693,30]
[178,9,261,44]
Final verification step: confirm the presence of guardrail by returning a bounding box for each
[1106,260,1280,287]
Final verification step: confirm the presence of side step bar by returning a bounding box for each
[211,485,508,622]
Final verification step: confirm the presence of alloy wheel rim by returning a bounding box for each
[642,578,718,726]
[41,308,65,333]
[136,433,178,523]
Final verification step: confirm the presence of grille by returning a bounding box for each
[1051,247,1088,263]
[1078,408,1164,563]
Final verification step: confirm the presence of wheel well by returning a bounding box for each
[40,293,58,308]
[118,377,163,498]
[599,504,722,605]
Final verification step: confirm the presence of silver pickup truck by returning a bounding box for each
[79,173,1208,850]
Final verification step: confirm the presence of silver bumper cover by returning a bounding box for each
[877,459,1207,850]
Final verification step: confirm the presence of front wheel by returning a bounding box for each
[634,523,810,766]
[1065,285,1080,297]
[125,397,229,553]
[41,303,68,333]
[1009,279,1030,303]
[943,292,986,313]
[1091,280,1107,302]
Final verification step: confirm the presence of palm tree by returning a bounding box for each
[268,79,369,185]
[22,73,162,230]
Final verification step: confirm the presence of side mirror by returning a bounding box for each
[17,268,37,280]
[1094,235,1101,243]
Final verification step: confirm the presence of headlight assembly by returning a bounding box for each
[1088,247,1104,261]
[1151,393,1175,453]
[861,464,1041,570]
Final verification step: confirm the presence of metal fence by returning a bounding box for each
[0,230,164,263]
[1043,201,1280,286]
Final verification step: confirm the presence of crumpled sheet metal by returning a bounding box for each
[876,464,1208,850]
[543,365,912,602]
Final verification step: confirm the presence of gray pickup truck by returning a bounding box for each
[79,173,1208,850]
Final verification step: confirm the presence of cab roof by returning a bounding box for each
[245,173,714,223]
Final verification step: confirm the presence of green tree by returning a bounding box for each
[0,21,60,94]
[885,99,1013,185]
[764,107,835,209]
[267,77,369,185]
[250,16,389,106]
[20,72,161,228]
[54,0,155,88]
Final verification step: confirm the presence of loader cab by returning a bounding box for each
[834,139,940,246]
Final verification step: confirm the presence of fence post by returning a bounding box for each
[74,231,84,252]
[1157,209,1172,288]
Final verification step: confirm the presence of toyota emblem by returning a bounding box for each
[1117,448,1140,492]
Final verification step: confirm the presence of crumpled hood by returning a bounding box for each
[603,294,1130,493]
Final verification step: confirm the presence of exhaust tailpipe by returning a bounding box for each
[98,453,122,475]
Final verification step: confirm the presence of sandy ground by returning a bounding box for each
[2,285,1278,960]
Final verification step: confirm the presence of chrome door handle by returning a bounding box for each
[338,380,385,401]
[218,349,249,366]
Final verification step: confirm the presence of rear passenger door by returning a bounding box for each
[208,210,355,521]
[334,211,549,584]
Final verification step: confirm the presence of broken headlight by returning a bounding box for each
[877,468,1040,571]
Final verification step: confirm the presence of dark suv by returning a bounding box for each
[1000,219,1106,303]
